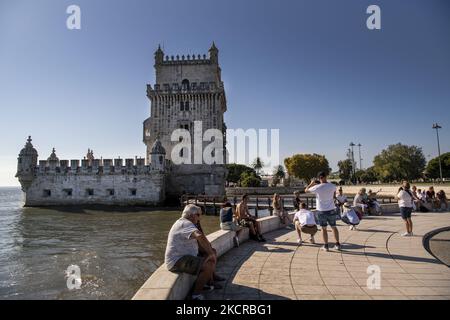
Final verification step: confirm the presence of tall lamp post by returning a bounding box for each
[432,123,443,183]
[350,142,356,183]
[357,143,363,171]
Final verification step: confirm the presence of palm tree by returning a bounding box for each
[251,157,264,175]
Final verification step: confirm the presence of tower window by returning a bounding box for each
[129,188,137,196]
[185,101,189,111]
[63,189,72,196]
[182,79,190,91]
[86,189,94,196]
[107,189,115,196]
[180,101,184,111]
[43,189,51,197]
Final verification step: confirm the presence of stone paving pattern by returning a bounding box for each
[206,212,450,300]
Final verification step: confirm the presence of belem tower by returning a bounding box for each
[15,43,227,206]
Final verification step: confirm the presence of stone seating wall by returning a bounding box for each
[132,203,400,300]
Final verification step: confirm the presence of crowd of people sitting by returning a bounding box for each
[410,186,449,212]
[164,175,449,300]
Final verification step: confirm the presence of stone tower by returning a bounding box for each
[143,43,227,197]
[15,136,38,191]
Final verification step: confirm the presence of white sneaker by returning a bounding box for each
[410,232,414,236]
[349,225,354,231]
[321,245,329,252]
[334,243,341,251]
[401,232,410,237]
[297,239,303,245]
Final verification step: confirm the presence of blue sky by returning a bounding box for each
[1,0,449,186]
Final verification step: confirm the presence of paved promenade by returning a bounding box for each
[206,212,450,300]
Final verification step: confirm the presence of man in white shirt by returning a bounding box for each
[305,171,340,251]
[396,181,414,237]
[293,202,318,245]
[335,187,347,215]
[165,204,218,300]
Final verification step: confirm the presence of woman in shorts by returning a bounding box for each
[219,201,242,246]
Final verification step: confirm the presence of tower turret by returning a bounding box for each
[15,136,38,191]
[47,148,59,161]
[209,42,219,64]
[154,45,164,66]
[150,138,166,171]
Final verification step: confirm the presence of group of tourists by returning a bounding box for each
[163,171,448,300]
[351,188,383,215]
[409,185,448,212]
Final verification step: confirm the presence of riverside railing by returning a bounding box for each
[180,194,395,217]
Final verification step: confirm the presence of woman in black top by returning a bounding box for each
[219,202,242,246]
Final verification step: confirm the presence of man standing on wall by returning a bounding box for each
[305,172,341,252]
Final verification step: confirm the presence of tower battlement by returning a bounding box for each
[154,42,219,67]
[35,157,166,175]
[147,81,224,96]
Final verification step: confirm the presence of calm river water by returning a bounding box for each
[0,187,219,300]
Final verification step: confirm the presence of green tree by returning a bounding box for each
[373,143,426,182]
[273,165,285,179]
[271,165,286,187]
[425,152,450,180]
[357,167,379,184]
[337,159,353,181]
[284,154,330,183]
[240,171,261,187]
[225,164,256,184]
[251,157,264,175]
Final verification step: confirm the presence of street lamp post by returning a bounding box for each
[432,123,443,183]
[357,143,363,171]
[350,142,356,183]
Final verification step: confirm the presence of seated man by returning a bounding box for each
[235,194,266,242]
[195,219,226,289]
[334,187,347,215]
[293,202,318,245]
[426,186,440,211]
[367,189,382,215]
[437,190,449,212]
[293,191,302,211]
[165,204,217,300]
[353,188,369,215]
